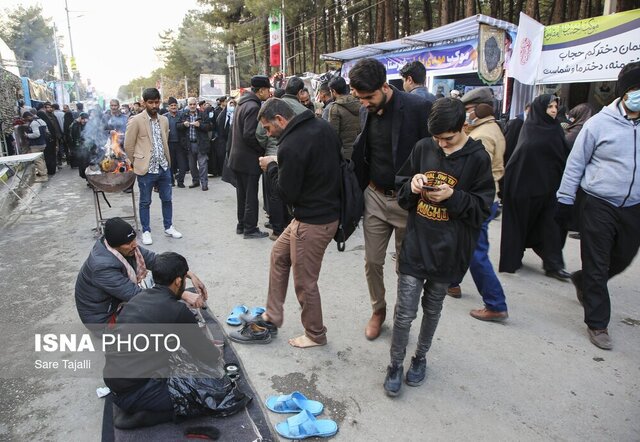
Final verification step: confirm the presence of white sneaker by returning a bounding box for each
[141,231,153,245]
[164,225,183,239]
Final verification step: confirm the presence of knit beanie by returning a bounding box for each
[617,61,640,97]
[104,217,136,247]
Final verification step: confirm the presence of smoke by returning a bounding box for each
[79,105,109,164]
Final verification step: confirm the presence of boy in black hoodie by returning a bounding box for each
[384,98,495,396]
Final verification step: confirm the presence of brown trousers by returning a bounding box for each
[265,218,338,344]
[363,186,408,312]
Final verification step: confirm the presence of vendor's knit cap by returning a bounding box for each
[618,61,640,97]
[461,87,493,105]
[104,217,136,247]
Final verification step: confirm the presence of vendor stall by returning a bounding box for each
[321,15,517,110]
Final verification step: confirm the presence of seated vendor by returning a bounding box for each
[75,217,206,334]
[103,252,248,419]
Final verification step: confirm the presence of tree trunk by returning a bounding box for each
[376,1,385,42]
[550,0,564,24]
[465,0,475,17]
[385,0,394,41]
[525,0,538,20]
[423,0,433,30]
[323,5,328,54]
[490,0,498,18]
[368,0,375,43]
[402,0,410,35]
[301,16,307,73]
[335,0,342,51]
[516,0,525,18]
[263,22,270,74]
[313,12,318,72]
[594,0,602,15]
[440,0,449,26]
[579,0,589,18]
[252,37,257,66]
[329,4,336,53]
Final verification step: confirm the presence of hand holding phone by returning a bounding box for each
[422,185,439,191]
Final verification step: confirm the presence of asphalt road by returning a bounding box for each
[0,166,638,441]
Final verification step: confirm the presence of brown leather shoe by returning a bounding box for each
[470,307,508,322]
[447,286,462,298]
[365,309,386,340]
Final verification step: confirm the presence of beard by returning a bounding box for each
[367,92,388,114]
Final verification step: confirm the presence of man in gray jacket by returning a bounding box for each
[556,62,640,350]
[75,217,206,334]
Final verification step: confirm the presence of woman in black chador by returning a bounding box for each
[499,94,571,279]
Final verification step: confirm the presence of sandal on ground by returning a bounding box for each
[275,409,338,439]
[226,305,248,326]
[266,391,323,415]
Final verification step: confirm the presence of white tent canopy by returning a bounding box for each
[321,14,517,62]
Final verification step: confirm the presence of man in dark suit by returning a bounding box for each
[349,58,432,341]
[178,97,212,191]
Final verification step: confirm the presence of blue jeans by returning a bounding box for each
[451,201,507,312]
[137,167,173,232]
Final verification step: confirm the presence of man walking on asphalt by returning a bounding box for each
[349,58,432,340]
[447,87,508,322]
[555,62,640,350]
[231,98,341,348]
[125,87,183,245]
[228,75,272,239]
[178,97,212,191]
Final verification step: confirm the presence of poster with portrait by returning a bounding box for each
[478,24,505,85]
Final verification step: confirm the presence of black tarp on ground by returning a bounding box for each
[101,309,276,442]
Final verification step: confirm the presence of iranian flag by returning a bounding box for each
[269,14,281,68]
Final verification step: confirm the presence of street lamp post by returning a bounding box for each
[64,0,81,102]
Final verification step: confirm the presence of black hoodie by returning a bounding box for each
[266,111,341,224]
[229,91,264,175]
[396,137,495,282]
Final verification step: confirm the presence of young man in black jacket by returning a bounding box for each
[383,98,495,397]
[104,252,247,419]
[349,58,432,341]
[232,98,341,348]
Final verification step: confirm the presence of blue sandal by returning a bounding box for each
[226,305,248,326]
[266,391,323,415]
[275,409,338,439]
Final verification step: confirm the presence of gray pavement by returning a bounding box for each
[0,166,638,441]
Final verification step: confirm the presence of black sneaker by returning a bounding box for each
[240,313,278,336]
[383,364,403,397]
[405,356,426,387]
[229,323,272,344]
[236,224,244,235]
[244,229,269,239]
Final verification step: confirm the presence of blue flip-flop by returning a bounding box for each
[265,391,323,415]
[275,409,338,439]
[250,306,266,317]
[226,305,248,326]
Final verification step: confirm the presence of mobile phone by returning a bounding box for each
[422,185,439,191]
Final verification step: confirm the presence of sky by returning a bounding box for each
[0,0,201,98]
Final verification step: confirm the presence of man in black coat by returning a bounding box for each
[235,98,340,348]
[228,76,272,238]
[177,97,212,191]
[349,58,432,341]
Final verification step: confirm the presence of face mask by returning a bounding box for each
[227,106,235,114]
[625,90,640,112]
[465,112,473,124]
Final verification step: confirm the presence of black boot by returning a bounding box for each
[383,363,403,397]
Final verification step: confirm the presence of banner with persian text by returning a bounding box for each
[341,41,478,81]
[537,9,640,84]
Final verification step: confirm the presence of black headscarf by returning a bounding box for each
[503,94,569,199]
[564,103,593,149]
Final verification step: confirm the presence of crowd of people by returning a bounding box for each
[67,59,639,417]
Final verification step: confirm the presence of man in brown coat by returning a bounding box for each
[125,87,182,246]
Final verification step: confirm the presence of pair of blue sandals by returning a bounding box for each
[265,391,338,439]
[226,305,265,326]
